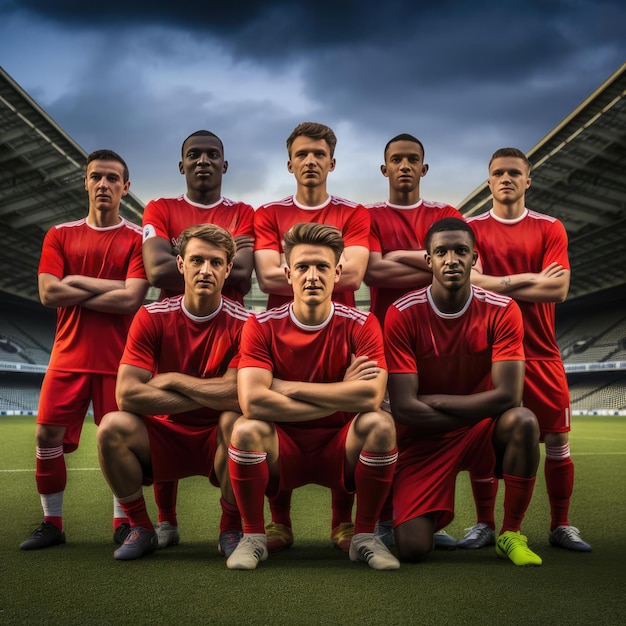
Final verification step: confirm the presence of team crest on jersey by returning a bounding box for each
[143,224,156,243]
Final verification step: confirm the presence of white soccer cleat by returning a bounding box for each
[349,532,400,570]
[226,533,268,570]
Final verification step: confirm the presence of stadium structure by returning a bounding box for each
[1,63,625,417]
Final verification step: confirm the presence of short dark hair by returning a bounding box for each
[425,217,475,253]
[86,149,129,182]
[286,122,337,158]
[384,133,425,160]
[177,223,236,264]
[181,130,224,158]
[283,222,345,266]
[489,147,531,174]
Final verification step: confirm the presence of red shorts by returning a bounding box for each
[393,418,495,530]
[271,421,352,497]
[523,359,571,440]
[37,370,117,453]
[143,416,219,485]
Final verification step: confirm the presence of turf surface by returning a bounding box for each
[1,415,624,625]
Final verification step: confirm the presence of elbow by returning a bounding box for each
[255,275,272,295]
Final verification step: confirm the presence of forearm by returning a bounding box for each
[276,377,385,414]
[62,275,126,295]
[391,398,487,434]
[145,256,184,292]
[153,372,241,412]
[242,388,333,422]
[471,269,568,302]
[418,388,518,419]
[81,280,148,314]
[365,259,432,288]
[117,384,202,415]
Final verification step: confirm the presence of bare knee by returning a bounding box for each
[97,411,138,451]
[395,518,435,563]
[356,410,397,451]
[35,423,65,448]
[230,416,267,450]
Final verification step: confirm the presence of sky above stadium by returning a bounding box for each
[0,1,624,210]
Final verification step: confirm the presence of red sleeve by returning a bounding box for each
[231,203,255,238]
[38,227,65,279]
[120,307,159,373]
[238,316,273,371]
[253,206,281,252]
[491,300,525,362]
[343,204,370,249]
[383,304,417,374]
[542,219,570,271]
[355,313,387,370]
[141,198,170,240]
[127,230,147,280]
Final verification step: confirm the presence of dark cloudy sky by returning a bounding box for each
[1,1,624,208]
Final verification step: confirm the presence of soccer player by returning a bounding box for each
[365,133,462,549]
[253,122,370,552]
[141,130,255,549]
[385,217,542,566]
[20,150,148,550]
[226,222,399,570]
[462,148,591,552]
[97,224,250,560]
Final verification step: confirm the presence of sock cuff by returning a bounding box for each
[545,443,570,460]
[36,445,64,460]
[228,445,267,465]
[359,448,398,467]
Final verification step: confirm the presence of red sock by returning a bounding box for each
[500,473,536,534]
[268,489,293,528]
[470,474,498,529]
[36,446,66,494]
[154,480,178,525]
[220,497,242,534]
[354,448,397,535]
[331,489,354,529]
[377,491,394,525]
[228,445,268,535]
[545,445,574,530]
[119,494,154,531]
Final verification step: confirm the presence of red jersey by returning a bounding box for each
[121,295,250,425]
[142,194,255,302]
[38,217,146,375]
[367,199,462,324]
[467,209,568,360]
[254,195,370,308]
[385,285,524,440]
[239,302,385,430]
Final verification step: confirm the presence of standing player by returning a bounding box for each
[226,222,399,570]
[253,122,370,552]
[97,224,249,560]
[365,133,462,549]
[385,217,542,566]
[141,130,255,549]
[20,150,148,550]
[462,148,591,552]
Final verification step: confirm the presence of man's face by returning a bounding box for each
[177,237,232,299]
[179,135,227,195]
[382,140,428,193]
[426,230,476,291]
[84,159,129,212]
[487,156,531,205]
[285,243,341,306]
[287,136,335,189]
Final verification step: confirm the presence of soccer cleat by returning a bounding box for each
[331,522,355,552]
[374,520,395,548]
[434,529,457,550]
[226,533,268,570]
[113,522,131,545]
[457,523,496,549]
[265,522,293,553]
[113,527,158,560]
[20,521,66,551]
[156,521,180,549]
[496,531,542,566]
[217,530,243,558]
[349,533,400,570]
[549,525,592,552]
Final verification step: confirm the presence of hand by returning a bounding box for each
[541,262,565,278]
[343,354,381,381]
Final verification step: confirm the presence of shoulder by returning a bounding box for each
[50,217,87,232]
[120,218,143,236]
[391,287,429,313]
[333,303,371,327]
[329,195,362,210]
[258,196,293,211]
[222,197,254,212]
[222,298,254,323]
[253,302,291,325]
[144,295,184,316]
[471,286,514,309]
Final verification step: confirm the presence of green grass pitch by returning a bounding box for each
[1,415,624,625]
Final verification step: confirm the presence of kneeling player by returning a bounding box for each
[98,224,249,560]
[227,222,399,570]
[385,217,542,566]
